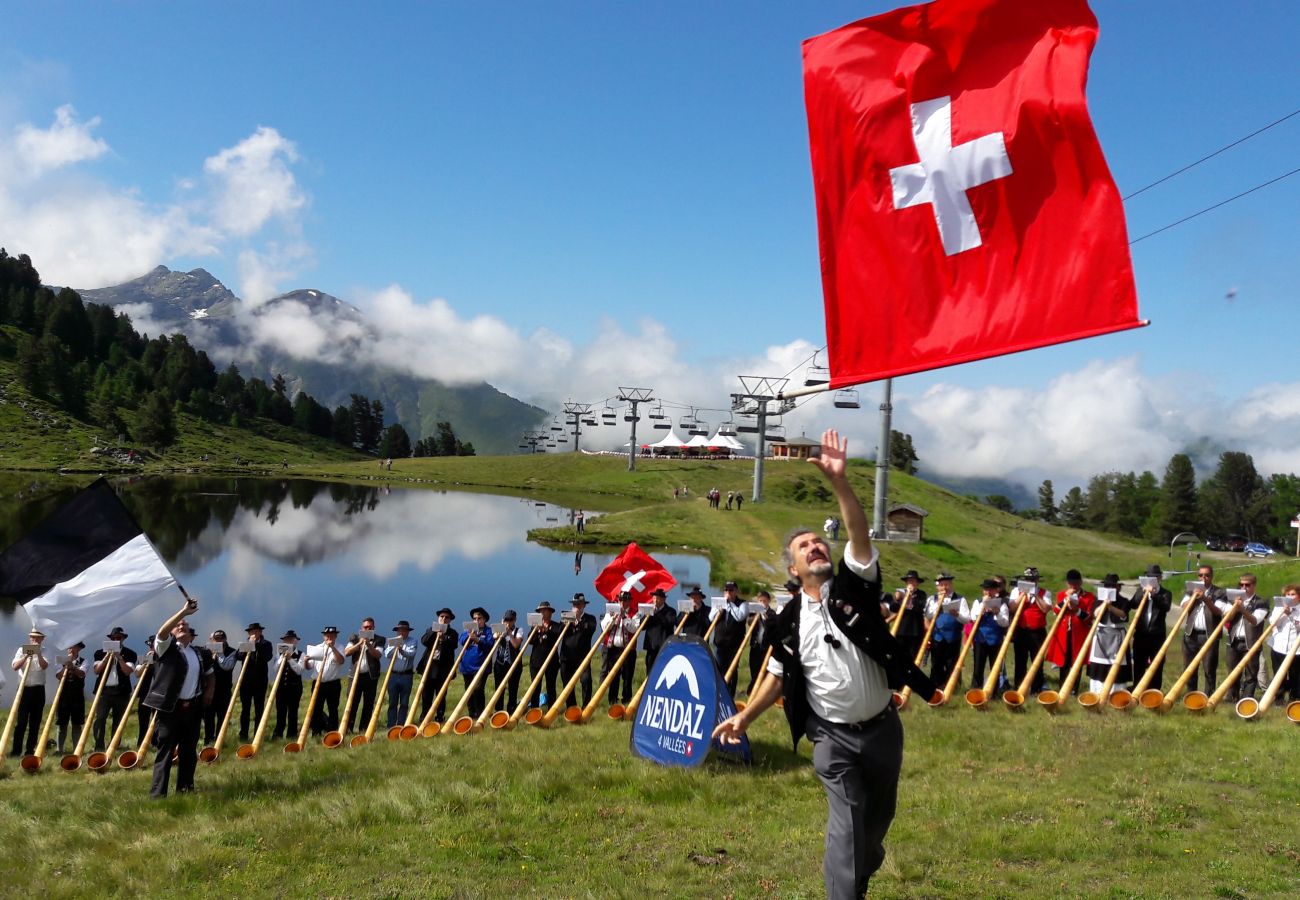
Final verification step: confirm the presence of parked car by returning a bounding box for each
[1244,542,1276,558]
[1204,537,1224,551]
[1224,535,1248,553]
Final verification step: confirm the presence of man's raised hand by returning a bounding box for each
[808,428,849,481]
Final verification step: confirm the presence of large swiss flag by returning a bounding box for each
[594,543,677,605]
[804,0,1142,389]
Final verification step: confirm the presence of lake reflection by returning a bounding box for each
[0,478,715,704]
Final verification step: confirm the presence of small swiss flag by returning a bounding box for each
[594,543,677,604]
[804,0,1142,388]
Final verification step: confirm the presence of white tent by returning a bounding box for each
[683,433,714,448]
[650,429,688,449]
[707,431,746,451]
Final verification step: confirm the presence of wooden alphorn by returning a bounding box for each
[1194,619,1276,712]
[967,595,1027,709]
[200,651,252,763]
[1,656,34,772]
[1157,600,1240,712]
[1045,598,1111,712]
[1122,602,1191,710]
[61,652,114,771]
[352,641,402,747]
[447,627,511,736]
[723,610,764,688]
[415,634,473,738]
[931,606,986,707]
[1080,591,1148,712]
[118,711,157,770]
[497,622,570,730]
[580,615,651,724]
[390,628,445,740]
[888,588,911,637]
[89,660,152,771]
[1237,631,1300,720]
[284,654,328,753]
[323,647,370,747]
[538,617,618,728]
[1004,592,1070,710]
[237,649,291,759]
[616,611,689,720]
[894,609,942,710]
[470,625,537,734]
[20,656,71,773]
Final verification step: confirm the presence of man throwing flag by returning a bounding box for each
[714,430,936,898]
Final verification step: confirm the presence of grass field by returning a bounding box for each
[2,654,1298,899]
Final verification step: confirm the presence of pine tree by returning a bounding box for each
[133,390,176,448]
[1156,453,1199,541]
[379,423,412,458]
[889,430,919,474]
[1058,486,1086,528]
[1038,479,1057,524]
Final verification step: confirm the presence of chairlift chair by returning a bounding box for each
[689,418,709,436]
[549,423,563,432]
[718,420,737,437]
[764,424,787,442]
[736,421,759,434]
[804,365,830,387]
[652,420,670,430]
[648,403,666,421]
[601,402,617,422]
[833,389,861,409]
[624,414,640,422]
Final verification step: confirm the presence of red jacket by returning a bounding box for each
[1046,590,1096,668]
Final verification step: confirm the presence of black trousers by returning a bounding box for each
[1012,628,1047,694]
[1131,632,1166,691]
[354,672,380,732]
[929,641,960,689]
[746,644,765,695]
[1224,639,1261,702]
[461,671,488,720]
[560,655,592,708]
[1182,632,1219,694]
[150,698,201,798]
[1269,649,1300,702]
[529,656,559,709]
[492,660,524,712]
[239,679,268,739]
[601,646,637,705]
[203,686,231,744]
[312,679,342,734]
[714,641,742,694]
[10,685,45,755]
[970,642,1002,692]
[273,681,303,739]
[57,693,85,753]
[94,691,130,752]
[419,664,454,721]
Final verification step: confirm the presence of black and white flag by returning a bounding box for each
[0,479,176,650]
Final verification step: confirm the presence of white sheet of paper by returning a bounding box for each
[527,613,543,627]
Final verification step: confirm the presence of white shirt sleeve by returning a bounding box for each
[842,542,880,580]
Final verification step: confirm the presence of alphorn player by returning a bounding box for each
[236,622,273,742]
[92,625,137,754]
[491,610,526,712]
[9,628,49,758]
[272,630,307,740]
[418,608,457,723]
[344,617,386,733]
[528,602,563,707]
[1085,574,1131,695]
[712,581,748,694]
[888,570,927,665]
[561,594,598,710]
[55,642,87,756]
[1267,585,1300,703]
[745,590,778,697]
[143,598,213,799]
[457,608,495,720]
[385,620,419,728]
[1180,564,1229,694]
[1047,570,1095,689]
[135,635,156,748]
[968,578,1010,692]
[1010,567,1051,696]
[600,592,641,709]
[680,588,711,638]
[925,573,964,688]
[305,626,346,735]
[714,429,937,900]
[1222,573,1270,703]
[1131,565,1173,690]
[641,588,678,679]
[204,629,235,745]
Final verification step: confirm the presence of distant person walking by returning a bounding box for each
[735,493,743,511]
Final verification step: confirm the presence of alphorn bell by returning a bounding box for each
[967,595,1028,709]
[1192,618,1276,713]
[614,610,689,720]
[1044,598,1111,712]
[61,652,115,771]
[447,627,511,736]
[390,629,445,740]
[1238,631,1300,720]
[932,605,986,706]
[1,656,34,771]
[1004,592,1071,710]
[469,625,538,734]
[21,656,71,773]
[538,616,619,728]
[237,649,291,759]
[352,641,402,747]
[1080,591,1148,712]
[1156,599,1240,713]
[896,599,943,709]
[89,661,152,772]
[323,651,368,747]
[118,711,157,770]
[200,650,254,763]
[414,633,474,738]
[495,622,570,730]
[284,653,329,753]
[580,614,652,724]
[1117,602,1191,710]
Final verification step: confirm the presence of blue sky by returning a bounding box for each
[1,1,1297,489]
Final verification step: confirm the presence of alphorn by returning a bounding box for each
[21,656,72,773]
[352,642,402,746]
[414,634,474,738]
[1156,599,1240,713]
[1238,631,1300,720]
[1,656,34,771]
[579,615,652,724]
[723,610,764,688]
[734,646,776,714]
[1004,593,1072,710]
[967,595,1028,709]
[895,611,942,710]
[1192,619,1276,712]
[89,661,152,772]
[537,617,619,728]
[931,605,987,706]
[468,625,538,734]
[200,651,253,763]
[283,655,329,753]
[1116,602,1191,710]
[323,652,369,747]
[495,622,570,730]
[1043,598,1111,712]
[390,628,445,740]
[237,649,291,759]
[119,711,157,770]
[614,612,689,720]
[446,627,511,736]
[888,588,911,637]
[61,652,115,771]
[1080,591,1148,712]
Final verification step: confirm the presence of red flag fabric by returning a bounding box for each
[594,543,678,604]
[803,0,1142,389]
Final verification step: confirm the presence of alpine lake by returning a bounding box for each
[0,475,717,706]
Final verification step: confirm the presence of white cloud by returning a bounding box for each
[12,104,108,176]
[202,126,305,237]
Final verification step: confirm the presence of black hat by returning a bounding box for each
[322,626,340,635]
[392,620,413,632]
[436,608,455,619]
[1101,573,1121,588]
[618,591,633,602]
[572,594,589,605]
[212,630,228,641]
[1145,564,1163,577]
[502,609,517,621]
[1065,569,1082,583]
[1022,567,1039,581]
[107,626,128,639]
[535,601,556,613]
[687,587,706,599]
[903,570,922,581]
[72,641,86,650]
[980,578,1000,590]
[145,635,155,645]
[650,588,667,598]
[185,626,197,636]
[724,581,738,590]
[245,622,264,632]
[935,572,955,582]
[469,607,489,620]
[281,630,300,641]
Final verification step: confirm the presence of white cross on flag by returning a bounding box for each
[594,542,677,604]
[803,0,1143,389]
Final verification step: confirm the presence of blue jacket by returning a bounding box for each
[458,627,495,676]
